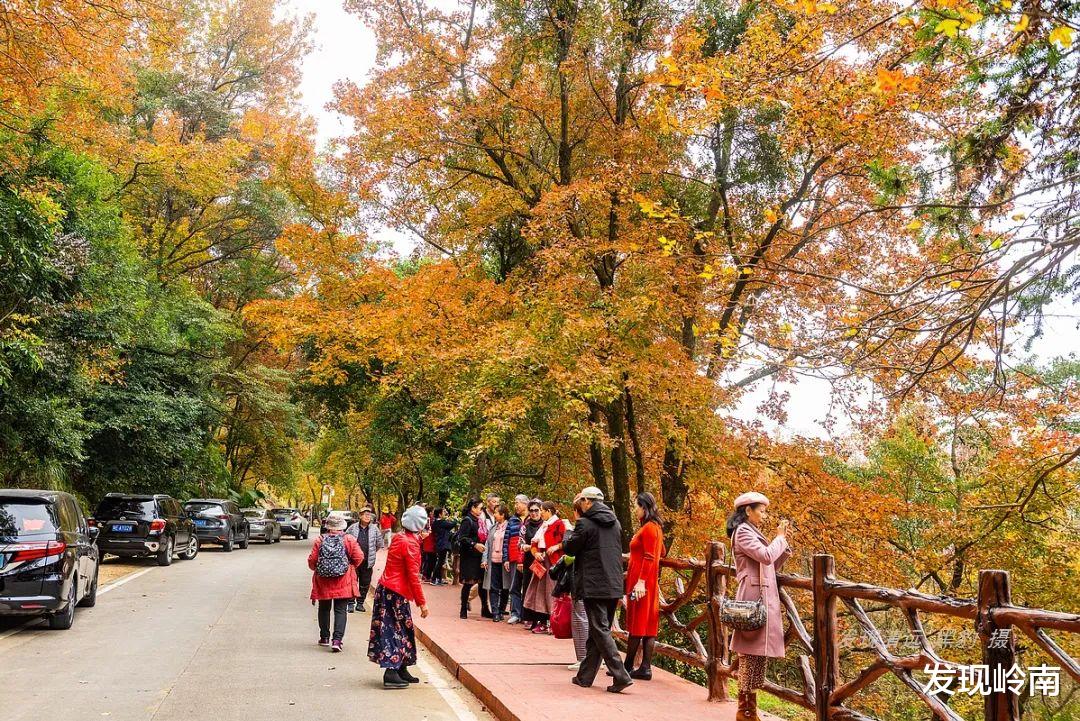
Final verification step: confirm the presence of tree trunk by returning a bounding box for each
[605,396,633,549]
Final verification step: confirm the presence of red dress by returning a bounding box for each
[625,521,664,637]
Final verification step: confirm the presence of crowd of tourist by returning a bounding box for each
[307,482,792,717]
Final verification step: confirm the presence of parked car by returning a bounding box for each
[0,489,100,630]
[320,509,360,534]
[184,499,248,552]
[242,508,282,544]
[270,508,310,539]
[92,494,198,566]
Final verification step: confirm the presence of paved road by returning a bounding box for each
[0,540,493,721]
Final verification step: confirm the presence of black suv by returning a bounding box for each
[0,489,101,630]
[93,494,198,566]
[184,499,248,552]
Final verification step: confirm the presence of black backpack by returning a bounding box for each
[315,534,349,578]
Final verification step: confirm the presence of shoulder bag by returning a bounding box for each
[719,542,767,632]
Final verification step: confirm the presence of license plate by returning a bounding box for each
[195,519,208,527]
[113,524,134,533]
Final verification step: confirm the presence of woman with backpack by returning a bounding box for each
[368,505,430,689]
[308,514,365,652]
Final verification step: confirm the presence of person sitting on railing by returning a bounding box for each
[727,491,792,721]
[624,492,666,680]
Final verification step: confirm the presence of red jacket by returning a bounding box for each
[308,532,365,601]
[533,518,568,566]
[380,531,426,605]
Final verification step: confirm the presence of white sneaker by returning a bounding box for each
[506,616,521,624]
[567,662,581,671]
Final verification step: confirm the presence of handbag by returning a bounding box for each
[720,553,767,632]
[530,558,547,578]
[551,595,573,639]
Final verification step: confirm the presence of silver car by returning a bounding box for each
[241,508,282,544]
[270,508,310,539]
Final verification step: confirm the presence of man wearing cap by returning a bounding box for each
[346,506,385,613]
[562,486,633,693]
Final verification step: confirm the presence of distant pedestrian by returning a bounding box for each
[563,504,588,671]
[503,495,526,622]
[727,492,791,721]
[517,499,543,629]
[456,498,487,619]
[482,504,511,621]
[420,504,437,582]
[368,505,430,689]
[380,510,396,546]
[524,501,569,634]
[431,507,457,585]
[308,514,365,652]
[345,506,385,613]
[562,486,633,693]
[624,493,665,680]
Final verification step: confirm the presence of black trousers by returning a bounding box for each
[421,551,436,580]
[357,563,374,600]
[576,598,630,685]
[433,549,449,583]
[318,598,349,641]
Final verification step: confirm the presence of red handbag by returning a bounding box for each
[551,595,573,639]
[530,558,547,578]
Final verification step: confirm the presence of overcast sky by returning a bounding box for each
[283,0,1078,441]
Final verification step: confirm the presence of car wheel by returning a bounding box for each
[222,532,234,552]
[179,536,199,560]
[238,532,249,549]
[78,565,99,608]
[49,584,76,630]
[156,536,174,566]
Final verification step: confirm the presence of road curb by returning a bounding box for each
[415,622,519,721]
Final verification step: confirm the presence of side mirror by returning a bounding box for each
[88,527,100,542]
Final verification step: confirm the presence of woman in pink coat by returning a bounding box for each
[308,514,365,652]
[727,492,791,721]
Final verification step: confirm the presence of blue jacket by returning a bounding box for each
[503,515,522,560]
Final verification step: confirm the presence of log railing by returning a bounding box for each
[613,542,1079,721]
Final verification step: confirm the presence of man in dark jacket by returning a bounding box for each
[562,486,633,693]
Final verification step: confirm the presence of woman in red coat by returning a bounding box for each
[368,505,430,689]
[308,514,365,652]
[624,492,665,679]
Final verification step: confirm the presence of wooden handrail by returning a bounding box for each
[635,544,1079,721]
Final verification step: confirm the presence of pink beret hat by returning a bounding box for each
[733,491,770,509]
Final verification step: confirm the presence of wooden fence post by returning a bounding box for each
[706,540,728,701]
[978,570,1019,721]
[813,554,839,721]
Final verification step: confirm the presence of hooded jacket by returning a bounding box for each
[562,502,624,600]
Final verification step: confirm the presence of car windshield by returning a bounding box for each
[186,503,225,517]
[271,509,296,518]
[95,498,156,520]
[242,510,264,519]
[0,500,60,541]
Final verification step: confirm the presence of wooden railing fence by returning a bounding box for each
[611,542,1079,721]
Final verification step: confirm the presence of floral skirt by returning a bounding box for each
[367,586,417,669]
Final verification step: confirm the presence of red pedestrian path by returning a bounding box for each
[414,582,782,721]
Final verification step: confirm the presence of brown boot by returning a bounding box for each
[737,692,761,721]
[747,692,760,721]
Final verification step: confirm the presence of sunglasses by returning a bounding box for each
[529,508,540,513]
